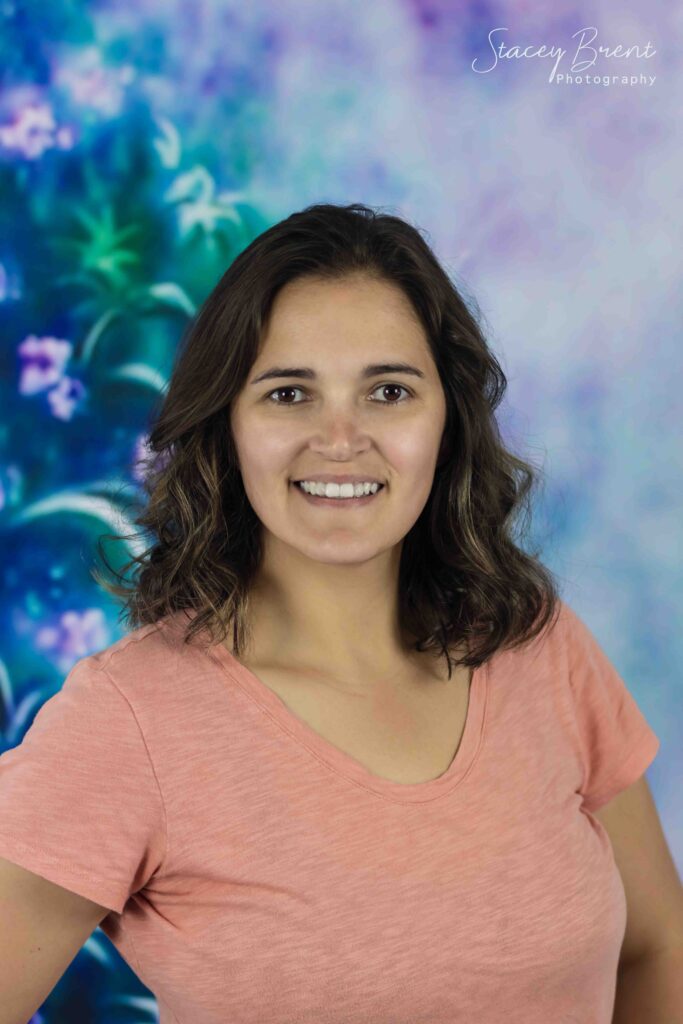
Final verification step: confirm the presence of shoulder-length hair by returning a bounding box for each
[93,201,562,677]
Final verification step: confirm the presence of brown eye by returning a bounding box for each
[267,387,305,405]
[371,383,412,403]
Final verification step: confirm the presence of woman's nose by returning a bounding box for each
[309,415,372,453]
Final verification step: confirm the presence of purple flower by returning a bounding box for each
[0,102,62,160]
[46,376,87,421]
[53,46,136,116]
[34,608,109,673]
[132,432,171,482]
[18,335,73,395]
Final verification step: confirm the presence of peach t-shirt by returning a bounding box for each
[0,599,660,1023]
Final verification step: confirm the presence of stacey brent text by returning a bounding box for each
[471,25,656,84]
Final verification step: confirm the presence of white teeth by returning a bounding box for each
[297,480,382,498]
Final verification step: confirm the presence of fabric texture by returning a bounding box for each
[0,598,660,1023]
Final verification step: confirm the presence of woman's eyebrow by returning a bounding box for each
[249,362,426,385]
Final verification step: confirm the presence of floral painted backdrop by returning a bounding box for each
[1,0,679,1020]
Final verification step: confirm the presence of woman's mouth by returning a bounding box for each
[291,480,385,508]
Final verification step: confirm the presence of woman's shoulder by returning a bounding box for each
[82,612,195,700]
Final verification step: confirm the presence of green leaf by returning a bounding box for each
[7,492,147,556]
[152,116,182,169]
[138,282,196,317]
[104,362,168,393]
[163,165,216,205]
[79,308,122,365]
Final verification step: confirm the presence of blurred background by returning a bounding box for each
[1,0,679,1020]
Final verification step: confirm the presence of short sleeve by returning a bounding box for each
[0,656,167,915]
[560,602,660,813]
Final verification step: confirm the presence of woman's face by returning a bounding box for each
[229,273,448,567]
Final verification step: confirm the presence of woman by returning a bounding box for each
[0,203,662,1023]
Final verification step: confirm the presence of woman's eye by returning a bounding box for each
[266,384,412,406]
[267,386,305,405]
[371,383,412,403]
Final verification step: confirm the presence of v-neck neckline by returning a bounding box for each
[162,609,489,804]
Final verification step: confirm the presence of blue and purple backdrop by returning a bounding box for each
[1,1,679,1021]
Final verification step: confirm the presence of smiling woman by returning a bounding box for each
[0,202,666,1024]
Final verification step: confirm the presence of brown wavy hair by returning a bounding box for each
[93,201,563,677]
